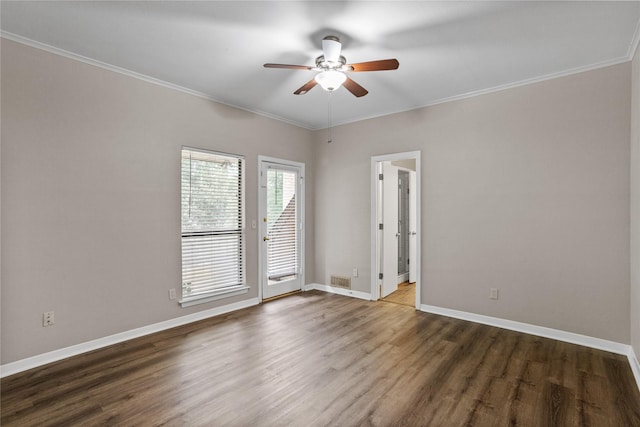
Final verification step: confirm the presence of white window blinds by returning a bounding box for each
[266,168,298,282]
[181,148,246,304]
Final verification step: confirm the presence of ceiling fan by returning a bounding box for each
[264,35,399,97]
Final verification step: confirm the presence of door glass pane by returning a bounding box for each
[267,169,298,284]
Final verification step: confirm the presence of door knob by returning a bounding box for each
[263,236,270,241]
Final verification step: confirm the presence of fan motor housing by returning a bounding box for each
[315,55,347,70]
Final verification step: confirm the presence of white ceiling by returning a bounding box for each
[2,1,640,130]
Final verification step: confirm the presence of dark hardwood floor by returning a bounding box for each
[2,290,640,426]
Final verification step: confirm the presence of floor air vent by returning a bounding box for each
[330,275,351,289]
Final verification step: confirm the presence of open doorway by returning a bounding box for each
[370,151,421,309]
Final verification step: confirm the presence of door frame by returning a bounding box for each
[258,155,305,302]
[370,151,421,309]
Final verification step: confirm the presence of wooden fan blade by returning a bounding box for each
[343,77,368,97]
[347,59,399,72]
[294,79,318,95]
[264,63,313,70]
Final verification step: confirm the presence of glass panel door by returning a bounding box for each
[260,160,302,299]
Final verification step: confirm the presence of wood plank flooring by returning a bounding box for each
[2,290,640,426]
[382,281,416,307]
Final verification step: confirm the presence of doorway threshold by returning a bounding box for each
[381,282,416,307]
[262,290,302,303]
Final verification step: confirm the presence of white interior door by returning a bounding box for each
[381,162,399,298]
[409,171,417,283]
[371,151,421,308]
[260,160,303,299]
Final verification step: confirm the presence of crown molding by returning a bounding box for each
[2,30,636,132]
[627,13,640,59]
[327,55,632,130]
[0,31,313,130]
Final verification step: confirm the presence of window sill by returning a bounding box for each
[179,286,250,308]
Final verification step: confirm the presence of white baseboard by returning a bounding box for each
[421,303,640,393]
[4,291,639,394]
[0,297,260,378]
[305,283,372,301]
[627,347,640,393]
[420,304,630,356]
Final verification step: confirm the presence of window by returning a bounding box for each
[266,168,299,282]
[181,147,247,307]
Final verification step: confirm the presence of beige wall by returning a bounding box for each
[0,40,315,363]
[314,63,631,343]
[632,44,640,356]
[1,37,634,365]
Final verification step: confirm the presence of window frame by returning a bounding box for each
[180,146,248,307]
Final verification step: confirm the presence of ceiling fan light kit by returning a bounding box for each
[315,70,347,91]
[264,35,399,97]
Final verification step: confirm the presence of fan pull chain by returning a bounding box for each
[327,91,333,143]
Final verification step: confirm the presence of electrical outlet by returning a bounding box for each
[352,268,358,277]
[43,311,55,327]
[169,288,177,300]
[490,288,499,300]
